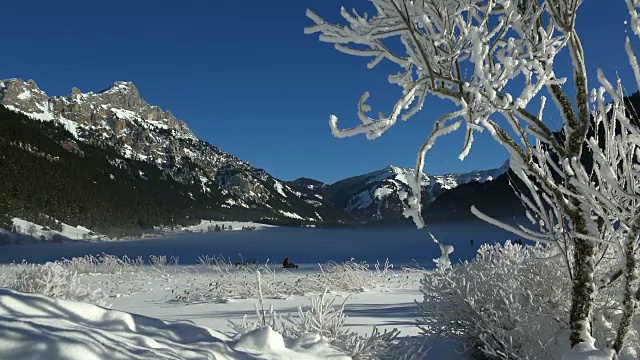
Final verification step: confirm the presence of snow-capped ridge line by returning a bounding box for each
[0,78,342,223]
[324,160,510,217]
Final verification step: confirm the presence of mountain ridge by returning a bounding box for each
[0,77,517,234]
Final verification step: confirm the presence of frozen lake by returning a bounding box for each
[0,219,520,267]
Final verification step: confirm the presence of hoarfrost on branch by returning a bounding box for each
[307,0,640,354]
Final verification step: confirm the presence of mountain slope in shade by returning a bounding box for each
[322,162,510,221]
[0,79,340,224]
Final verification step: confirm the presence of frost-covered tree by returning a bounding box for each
[306,0,640,354]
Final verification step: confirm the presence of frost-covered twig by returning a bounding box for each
[308,0,640,352]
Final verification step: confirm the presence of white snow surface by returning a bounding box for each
[17,89,32,100]
[111,107,138,121]
[561,338,615,360]
[0,288,348,360]
[278,210,304,220]
[274,181,288,198]
[10,217,103,242]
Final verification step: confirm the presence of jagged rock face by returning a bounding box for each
[0,79,51,115]
[50,81,192,136]
[0,78,319,221]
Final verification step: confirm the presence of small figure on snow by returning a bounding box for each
[283,257,298,268]
[470,239,474,247]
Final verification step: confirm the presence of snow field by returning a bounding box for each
[0,254,442,359]
[0,228,572,359]
[0,288,349,359]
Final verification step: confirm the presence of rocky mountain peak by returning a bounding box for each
[69,87,82,97]
[89,81,144,110]
[0,78,312,218]
[0,78,198,151]
[99,81,139,96]
[0,78,50,115]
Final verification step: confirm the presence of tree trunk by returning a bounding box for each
[613,228,639,353]
[569,238,596,347]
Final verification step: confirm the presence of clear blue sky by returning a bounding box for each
[0,0,636,183]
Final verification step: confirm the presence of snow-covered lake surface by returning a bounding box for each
[0,220,518,266]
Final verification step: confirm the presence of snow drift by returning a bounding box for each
[0,288,349,359]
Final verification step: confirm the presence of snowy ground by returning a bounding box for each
[0,222,519,359]
[0,260,468,359]
[2,218,277,246]
[0,218,105,245]
[103,265,424,337]
[0,288,349,359]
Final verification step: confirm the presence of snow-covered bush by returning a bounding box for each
[416,242,640,358]
[149,255,169,269]
[173,264,305,303]
[291,258,415,295]
[60,255,102,274]
[280,291,351,339]
[313,258,398,292]
[229,290,402,359]
[62,253,144,274]
[2,262,91,301]
[151,255,179,269]
[418,241,572,358]
[171,280,231,304]
[173,258,416,303]
[198,254,234,273]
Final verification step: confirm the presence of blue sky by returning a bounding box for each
[1,0,636,183]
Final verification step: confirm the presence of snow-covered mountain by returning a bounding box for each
[0,78,332,223]
[287,163,510,221]
[0,78,512,226]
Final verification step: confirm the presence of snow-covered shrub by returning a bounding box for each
[4,262,90,301]
[280,291,351,339]
[290,258,414,295]
[197,254,234,273]
[0,265,13,287]
[174,258,418,303]
[61,254,103,274]
[229,290,402,359]
[173,258,416,303]
[173,263,304,303]
[171,280,230,304]
[589,247,640,358]
[314,258,396,292]
[62,253,144,274]
[149,255,167,269]
[418,241,572,359]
